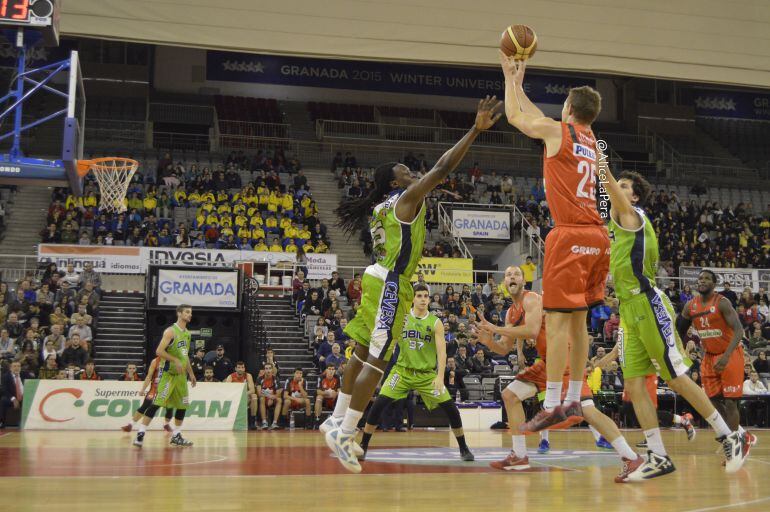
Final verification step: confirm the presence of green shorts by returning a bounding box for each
[379,365,452,411]
[344,268,413,361]
[618,288,692,382]
[153,371,190,410]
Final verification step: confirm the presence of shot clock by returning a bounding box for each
[0,0,59,45]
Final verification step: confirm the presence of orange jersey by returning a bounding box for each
[148,356,162,397]
[505,290,547,359]
[229,372,248,383]
[688,293,734,354]
[318,376,340,392]
[543,123,603,227]
[622,374,658,408]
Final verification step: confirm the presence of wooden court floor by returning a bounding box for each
[1,428,768,512]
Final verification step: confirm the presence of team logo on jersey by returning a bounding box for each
[377,281,400,330]
[573,143,596,160]
[571,245,601,256]
[649,293,675,347]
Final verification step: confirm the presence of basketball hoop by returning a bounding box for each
[77,157,139,213]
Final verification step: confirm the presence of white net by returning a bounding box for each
[89,158,139,213]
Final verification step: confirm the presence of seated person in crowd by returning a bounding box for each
[225,361,259,430]
[257,363,282,429]
[313,365,340,429]
[282,368,311,426]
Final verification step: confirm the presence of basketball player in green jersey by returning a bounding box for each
[357,284,474,463]
[598,153,747,478]
[133,304,197,448]
[323,96,502,472]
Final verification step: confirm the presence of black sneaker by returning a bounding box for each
[635,439,648,448]
[626,451,676,481]
[460,449,475,462]
[170,433,193,447]
[133,431,145,447]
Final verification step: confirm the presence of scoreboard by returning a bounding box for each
[0,0,59,45]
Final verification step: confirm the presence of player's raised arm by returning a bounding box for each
[396,96,502,220]
[596,151,642,230]
[715,297,745,372]
[499,52,560,141]
[155,327,182,374]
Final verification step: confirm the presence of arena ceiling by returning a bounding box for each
[62,0,770,89]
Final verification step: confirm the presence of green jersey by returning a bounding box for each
[398,310,440,372]
[608,207,659,302]
[370,190,426,277]
[164,323,191,375]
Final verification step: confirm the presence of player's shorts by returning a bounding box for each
[344,264,413,361]
[542,224,609,311]
[153,372,190,410]
[506,359,592,401]
[323,397,337,410]
[379,365,451,410]
[701,346,744,398]
[619,288,692,382]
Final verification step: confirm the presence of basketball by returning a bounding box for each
[500,24,537,60]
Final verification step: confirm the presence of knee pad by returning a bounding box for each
[366,395,394,426]
[174,408,187,421]
[164,408,174,420]
[439,400,463,429]
[143,404,160,418]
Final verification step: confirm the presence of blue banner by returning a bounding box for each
[692,88,770,121]
[206,51,594,103]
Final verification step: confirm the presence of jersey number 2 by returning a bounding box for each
[576,161,597,200]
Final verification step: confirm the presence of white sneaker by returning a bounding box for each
[325,427,362,473]
[320,415,341,434]
[625,451,676,481]
[721,431,748,474]
[321,416,363,456]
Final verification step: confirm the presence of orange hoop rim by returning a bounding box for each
[76,157,139,178]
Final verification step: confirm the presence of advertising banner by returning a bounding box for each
[451,209,511,240]
[206,51,595,102]
[157,269,239,308]
[305,253,337,279]
[22,380,248,430]
[38,245,296,274]
[691,88,770,121]
[678,266,766,293]
[413,258,473,284]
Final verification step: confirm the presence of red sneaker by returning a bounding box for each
[615,455,644,483]
[745,431,757,447]
[163,424,173,433]
[519,406,568,434]
[681,413,696,441]
[121,424,132,432]
[490,452,530,471]
[547,401,584,430]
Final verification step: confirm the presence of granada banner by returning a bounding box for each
[305,253,337,279]
[38,244,296,274]
[21,380,248,430]
[678,266,768,293]
[451,209,511,240]
[413,258,473,284]
[157,269,239,308]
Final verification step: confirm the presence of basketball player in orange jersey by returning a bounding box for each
[225,361,258,430]
[477,266,645,482]
[678,270,755,452]
[121,356,174,433]
[500,54,608,431]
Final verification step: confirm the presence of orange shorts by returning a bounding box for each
[621,374,659,408]
[516,360,593,399]
[701,347,744,398]
[542,225,610,311]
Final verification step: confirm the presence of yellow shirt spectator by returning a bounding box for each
[303,242,315,253]
[251,227,266,240]
[279,217,292,231]
[205,213,219,226]
[265,217,278,229]
[66,194,83,209]
[233,203,246,216]
[301,196,312,210]
[234,215,248,228]
[247,206,260,218]
[196,214,207,227]
[187,191,201,203]
[285,241,298,253]
[257,186,268,196]
[304,202,317,218]
[174,189,187,204]
[217,203,232,215]
[258,194,269,207]
[249,214,264,227]
[297,228,311,240]
[220,216,233,227]
[82,194,97,208]
[200,202,214,214]
[237,227,251,240]
[201,191,215,204]
[521,260,537,283]
[282,193,294,210]
[216,191,229,203]
[143,195,157,211]
[254,240,269,251]
[283,226,298,239]
[497,282,511,299]
[315,241,329,253]
[587,367,602,394]
[127,196,143,211]
[269,241,283,252]
[242,193,257,206]
[221,226,234,237]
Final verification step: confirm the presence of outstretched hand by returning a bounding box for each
[499,50,526,87]
[475,95,503,131]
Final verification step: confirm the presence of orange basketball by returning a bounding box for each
[500,25,537,60]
